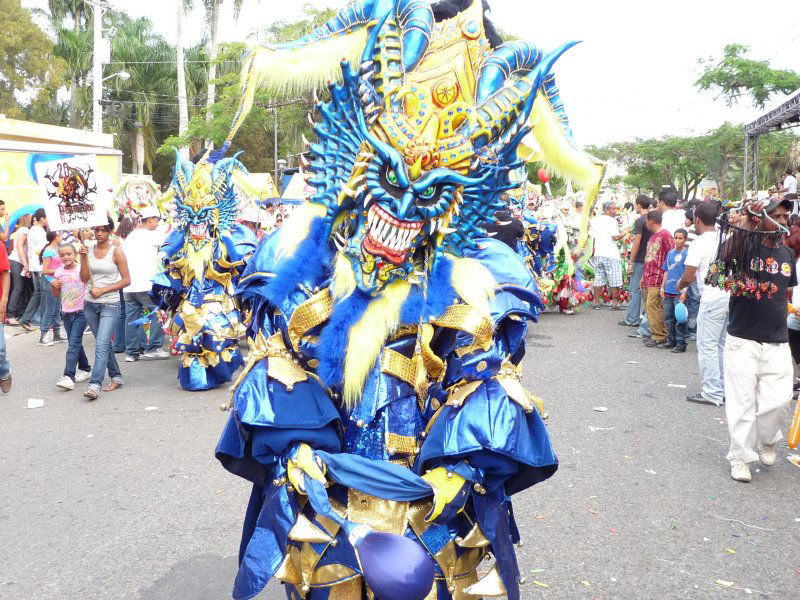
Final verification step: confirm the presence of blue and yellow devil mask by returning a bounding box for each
[226,0,602,295]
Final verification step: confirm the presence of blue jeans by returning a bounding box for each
[83,301,123,391]
[62,311,90,379]
[20,272,45,325]
[623,262,644,325]
[686,282,700,336]
[124,291,164,356]
[637,312,651,337]
[40,279,62,333]
[0,323,9,380]
[662,296,687,349]
[113,290,126,352]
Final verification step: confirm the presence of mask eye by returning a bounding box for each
[419,186,437,200]
[386,169,399,186]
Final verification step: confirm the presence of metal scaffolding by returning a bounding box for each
[743,90,800,195]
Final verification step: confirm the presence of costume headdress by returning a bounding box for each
[229,0,602,294]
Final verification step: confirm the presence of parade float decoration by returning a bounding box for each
[149,152,258,390]
[214,0,604,598]
[112,174,161,220]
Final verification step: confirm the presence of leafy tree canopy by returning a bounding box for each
[0,0,65,119]
[695,43,800,109]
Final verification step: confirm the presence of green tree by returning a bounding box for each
[695,43,800,109]
[588,135,709,198]
[0,0,65,119]
[160,5,338,185]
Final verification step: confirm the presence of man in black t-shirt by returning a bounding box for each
[724,198,796,483]
[619,195,653,327]
[484,197,526,250]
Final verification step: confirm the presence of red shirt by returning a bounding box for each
[642,228,674,288]
[0,243,8,297]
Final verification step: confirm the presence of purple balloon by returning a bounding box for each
[355,531,435,600]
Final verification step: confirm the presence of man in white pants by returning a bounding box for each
[678,202,729,406]
[722,198,795,483]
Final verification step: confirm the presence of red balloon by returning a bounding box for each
[537,168,550,184]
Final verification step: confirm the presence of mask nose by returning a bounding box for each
[389,190,416,219]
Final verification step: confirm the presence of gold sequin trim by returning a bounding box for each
[288,289,334,352]
[387,432,418,456]
[381,348,418,387]
[347,489,408,535]
[431,304,493,358]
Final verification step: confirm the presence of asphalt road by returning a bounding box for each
[1,307,799,600]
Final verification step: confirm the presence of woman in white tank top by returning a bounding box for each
[79,218,131,400]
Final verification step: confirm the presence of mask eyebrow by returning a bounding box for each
[410,168,489,192]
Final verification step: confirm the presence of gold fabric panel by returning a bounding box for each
[447,380,483,407]
[494,358,543,414]
[310,565,359,586]
[274,550,302,585]
[265,332,309,390]
[457,523,490,548]
[463,564,507,597]
[347,489,409,535]
[327,576,363,599]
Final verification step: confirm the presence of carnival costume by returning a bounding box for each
[215,1,604,598]
[150,153,257,390]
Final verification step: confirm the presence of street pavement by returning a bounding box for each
[1,307,799,600]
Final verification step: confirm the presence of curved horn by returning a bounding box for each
[396,0,433,71]
[470,41,579,149]
[476,41,544,105]
[172,147,189,197]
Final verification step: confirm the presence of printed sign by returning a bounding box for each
[35,155,111,231]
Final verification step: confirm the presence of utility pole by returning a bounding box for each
[92,1,105,134]
[274,107,279,193]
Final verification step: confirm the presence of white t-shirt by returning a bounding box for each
[661,208,686,235]
[684,230,729,302]
[8,226,27,263]
[122,228,164,293]
[785,174,797,194]
[590,214,621,259]
[27,224,47,272]
[788,258,800,331]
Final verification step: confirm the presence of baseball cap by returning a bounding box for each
[763,197,792,215]
[140,206,161,220]
[240,205,261,223]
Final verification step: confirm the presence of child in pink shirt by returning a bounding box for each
[51,244,90,389]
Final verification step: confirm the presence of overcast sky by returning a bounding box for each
[23,0,800,147]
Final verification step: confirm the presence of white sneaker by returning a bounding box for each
[56,375,75,390]
[38,331,54,346]
[125,355,139,362]
[758,444,777,466]
[75,370,91,383]
[730,460,752,483]
[143,349,170,360]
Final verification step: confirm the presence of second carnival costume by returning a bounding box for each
[150,154,258,390]
[214,1,605,598]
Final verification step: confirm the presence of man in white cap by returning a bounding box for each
[121,206,168,361]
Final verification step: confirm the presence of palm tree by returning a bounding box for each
[106,14,180,173]
[41,0,92,126]
[177,0,190,156]
[203,0,246,127]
